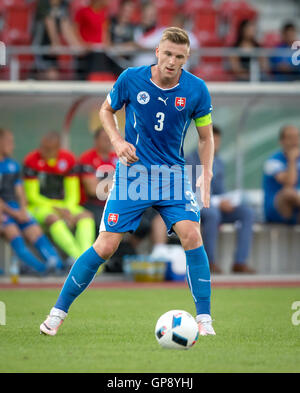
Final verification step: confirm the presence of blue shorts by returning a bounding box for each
[1,201,37,230]
[100,163,200,235]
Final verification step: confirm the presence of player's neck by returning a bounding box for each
[151,65,181,89]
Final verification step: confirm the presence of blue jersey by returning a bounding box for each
[107,66,212,169]
[263,150,300,222]
[0,157,22,203]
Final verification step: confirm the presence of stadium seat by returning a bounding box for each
[87,72,117,82]
[193,63,233,82]
[189,3,219,39]
[1,0,36,45]
[262,31,281,48]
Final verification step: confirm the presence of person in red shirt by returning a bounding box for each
[79,127,118,232]
[74,0,123,79]
[23,132,95,262]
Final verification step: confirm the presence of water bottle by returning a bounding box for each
[10,255,19,285]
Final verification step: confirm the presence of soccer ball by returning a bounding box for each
[155,310,199,350]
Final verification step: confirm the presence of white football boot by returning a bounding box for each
[196,315,216,336]
[40,307,67,336]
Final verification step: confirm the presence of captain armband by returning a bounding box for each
[194,113,212,127]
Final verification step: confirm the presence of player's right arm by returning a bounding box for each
[99,99,139,166]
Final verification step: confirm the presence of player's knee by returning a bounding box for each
[93,237,119,260]
[281,187,298,200]
[180,228,202,250]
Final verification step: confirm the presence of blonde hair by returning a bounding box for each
[160,27,190,48]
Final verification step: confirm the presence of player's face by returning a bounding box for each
[280,126,300,151]
[40,139,60,160]
[95,130,112,153]
[156,40,190,81]
[1,131,14,157]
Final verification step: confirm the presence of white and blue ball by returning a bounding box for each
[155,310,199,350]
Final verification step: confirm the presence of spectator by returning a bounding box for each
[23,132,95,262]
[263,125,300,224]
[270,22,300,81]
[132,1,160,67]
[186,125,255,274]
[109,0,136,47]
[33,0,82,80]
[0,128,64,275]
[132,6,198,70]
[74,0,123,79]
[79,127,118,233]
[228,19,269,82]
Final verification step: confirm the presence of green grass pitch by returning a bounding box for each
[0,287,299,373]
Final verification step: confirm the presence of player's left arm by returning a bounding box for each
[195,121,214,208]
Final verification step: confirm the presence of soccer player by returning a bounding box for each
[0,128,64,274]
[79,127,118,233]
[40,27,216,336]
[23,132,95,261]
[263,125,300,224]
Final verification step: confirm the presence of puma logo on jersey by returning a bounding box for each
[158,97,168,106]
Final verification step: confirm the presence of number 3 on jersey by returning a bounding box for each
[154,112,165,131]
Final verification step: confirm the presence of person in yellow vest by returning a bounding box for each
[23,132,95,261]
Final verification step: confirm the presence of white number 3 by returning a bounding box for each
[154,112,165,131]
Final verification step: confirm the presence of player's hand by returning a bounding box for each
[287,147,300,162]
[113,138,139,166]
[13,209,30,223]
[54,207,76,228]
[196,170,212,208]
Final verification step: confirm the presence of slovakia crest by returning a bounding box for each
[108,213,119,226]
[137,91,150,105]
[175,97,186,111]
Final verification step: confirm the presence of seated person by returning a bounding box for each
[263,125,300,224]
[270,22,300,81]
[186,125,255,274]
[79,127,118,233]
[0,128,64,275]
[23,132,95,262]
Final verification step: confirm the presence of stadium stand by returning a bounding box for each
[0,0,299,81]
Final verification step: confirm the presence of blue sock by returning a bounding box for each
[34,235,64,269]
[54,246,106,313]
[185,246,211,316]
[10,236,46,273]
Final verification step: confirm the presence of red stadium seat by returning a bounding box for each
[183,0,214,15]
[87,72,117,82]
[193,63,233,82]
[1,0,36,45]
[262,31,281,48]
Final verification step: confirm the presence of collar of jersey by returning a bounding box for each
[148,65,183,91]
